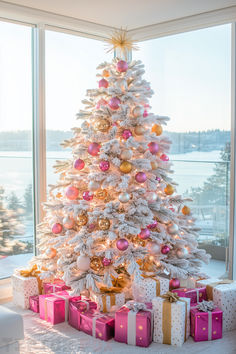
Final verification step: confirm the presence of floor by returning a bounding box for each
[3,303,236,354]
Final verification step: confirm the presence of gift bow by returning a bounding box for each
[161,291,180,303]
[197,300,215,312]
[19,264,43,294]
[125,300,147,313]
[112,275,129,289]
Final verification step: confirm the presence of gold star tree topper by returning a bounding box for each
[106,29,139,60]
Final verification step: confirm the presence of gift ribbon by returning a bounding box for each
[208,311,212,340]
[206,279,234,300]
[196,300,215,341]
[92,313,105,338]
[141,274,160,296]
[51,279,65,293]
[76,300,90,330]
[112,275,129,289]
[44,294,69,322]
[19,264,43,294]
[99,286,122,313]
[161,292,188,344]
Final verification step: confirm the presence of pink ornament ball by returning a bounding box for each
[156,176,161,182]
[148,142,159,155]
[144,104,150,108]
[161,245,170,255]
[135,172,147,183]
[52,223,63,234]
[96,98,107,109]
[108,97,121,110]
[169,278,180,290]
[116,60,128,73]
[116,238,129,251]
[74,158,85,170]
[83,191,93,201]
[143,110,148,118]
[66,186,79,200]
[138,228,150,240]
[160,154,169,161]
[122,129,132,140]
[99,160,110,172]
[102,257,111,266]
[99,79,109,88]
[88,223,96,231]
[147,220,158,229]
[88,142,100,156]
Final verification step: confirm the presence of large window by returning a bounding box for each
[0,21,34,277]
[134,24,231,278]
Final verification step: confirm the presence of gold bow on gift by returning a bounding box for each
[206,279,234,300]
[142,274,161,296]
[20,264,43,294]
[112,275,129,289]
[161,291,180,303]
[99,286,122,313]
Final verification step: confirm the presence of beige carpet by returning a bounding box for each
[4,303,236,354]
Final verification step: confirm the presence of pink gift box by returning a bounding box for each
[69,298,97,330]
[115,304,153,347]
[79,309,114,341]
[29,295,40,313]
[39,290,81,325]
[190,307,223,341]
[43,279,70,294]
[172,287,207,304]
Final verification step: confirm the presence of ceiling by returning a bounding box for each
[3,0,236,30]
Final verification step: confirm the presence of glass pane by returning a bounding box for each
[45,31,113,187]
[0,21,34,278]
[134,24,231,278]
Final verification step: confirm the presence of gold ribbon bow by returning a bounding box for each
[99,286,122,313]
[142,274,161,296]
[206,279,234,300]
[20,264,43,294]
[112,275,129,289]
[161,291,188,344]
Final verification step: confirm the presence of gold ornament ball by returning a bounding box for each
[120,149,133,160]
[182,205,190,215]
[164,184,175,195]
[90,256,103,271]
[94,119,110,132]
[98,218,111,230]
[77,214,88,226]
[46,247,57,258]
[151,161,158,170]
[120,161,132,174]
[95,189,108,200]
[134,125,146,136]
[102,69,110,77]
[151,124,163,136]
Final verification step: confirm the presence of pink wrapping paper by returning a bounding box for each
[115,304,152,347]
[69,298,97,330]
[43,279,70,294]
[29,295,40,313]
[79,309,115,341]
[190,307,223,341]
[39,290,81,325]
[172,287,207,304]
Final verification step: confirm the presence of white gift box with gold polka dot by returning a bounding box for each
[132,276,169,302]
[196,278,236,332]
[91,291,125,313]
[11,273,39,309]
[180,276,206,289]
[152,296,190,346]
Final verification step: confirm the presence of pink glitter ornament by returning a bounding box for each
[88,142,100,156]
[138,228,150,240]
[99,79,109,88]
[108,97,121,110]
[160,154,169,161]
[143,110,148,118]
[99,160,110,172]
[102,257,111,266]
[74,158,85,170]
[135,172,147,183]
[52,223,63,234]
[88,223,96,231]
[122,129,132,140]
[83,191,93,201]
[116,238,129,251]
[96,98,107,109]
[65,186,79,200]
[147,220,158,229]
[169,278,180,290]
[116,60,128,72]
[148,142,159,155]
[161,245,170,255]
[156,176,161,182]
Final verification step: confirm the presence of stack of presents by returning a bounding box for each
[12,266,236,347]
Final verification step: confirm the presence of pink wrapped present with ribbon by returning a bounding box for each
[79,309,115,341]
[115,301,153,347]
[39,290,81,325]
[29,295,40,313]
[43,279,70,294]
[69,298,97,330]
[190,301,222,341]
[172,287,207,304]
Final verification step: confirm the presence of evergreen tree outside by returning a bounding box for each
[23,184,33,216]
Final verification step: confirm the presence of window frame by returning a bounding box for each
[0,4,236,279]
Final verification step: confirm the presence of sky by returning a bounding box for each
[0,21,231,133]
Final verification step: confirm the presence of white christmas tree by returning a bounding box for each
[33,31,210,295]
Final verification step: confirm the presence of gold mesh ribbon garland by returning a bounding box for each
[99,286,123,313]
[20,264,43,294]
[161,292,188,344]
[205,279,234,300]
